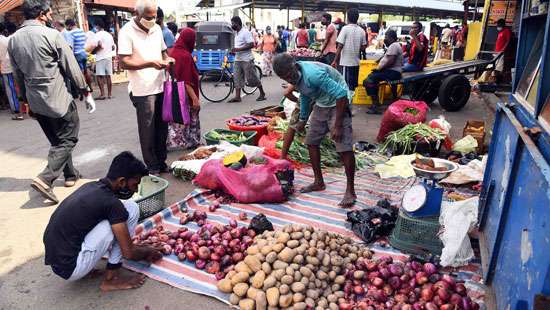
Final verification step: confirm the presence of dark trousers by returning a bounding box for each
[364,69,402,101]
[35,102,80,186]
[131,93,168,171]
[321,52,336,65]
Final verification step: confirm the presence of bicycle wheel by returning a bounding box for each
[243,65,262,95]
[200,69,233,103]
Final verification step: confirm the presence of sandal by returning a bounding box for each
[256,95,267,102]
[95,96,106,101]
[11,115,24,120]
[31,177,59,203]
[227,98,242,103]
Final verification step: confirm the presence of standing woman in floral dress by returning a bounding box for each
[167,27,201,150]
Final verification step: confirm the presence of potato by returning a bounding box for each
[266,287,280,307]
[272,269,285,280]
[272,260,288,270]
[255,290,267,310]
[233,282,249,297]
[277,232,290,244]
[279,293,293,308]
[353,270,365,279]
[317,297,328,308]
[217,278,233,293]
[291,282,306,293]
[239,298,255,310]
[247,287,259,299]
[231,272,250,285]
[327,294,338,303]
[293,270,302,282]
[226,270,237,279]
[291,231,303,240]
[299,266,312,278]
[278,247,297,263]
[331,284,340,292]
[328,270,337,280]
[256,239,268,248]
[316,271,328,280]
[294,302,307,310]
[272,243,285,253]
[247,245,259,255]
[293,292,305,302]
[265,252,277,264]
[308,282,316,290]
[303,230,311,240]
[306,289,319,300]
[251,270,266,289]
[281,274,293,285]
[261,262,272,275]
[279,284,290,294]
[285,267,294,276]
[348,253,358,262]
[260,244,273,256]
[229,293,240,305]
[329,302,339,310]
[296,245,307,255]
[334,291,345,298]
[300,276,309,286]
[330,256,343,266]
[305,256,320,266]
[322,254,330,267]
[244,255,262,272]
[235,261,252,274]
[263,275,277,290]
[314,279,322,288]
[286,240,299,249]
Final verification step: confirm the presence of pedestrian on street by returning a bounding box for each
[118,0,175,175]
[273,53,356,207]
[403,21,429,72]
[92,19,115,100]
[53,20,72,44]
[227,16,266,103]
[319,13,337,65]
[296,23,309,48]
[0,22,23,120]
[363,29,402,115]
[333,8,367,96]
[156,7,174,49]
[167,27,201,150]
[43,151,163,291]
[65,18,94,94]
[8,0,93,204]
[308,23,317,46]
[493,18,511,82]
[259,26,277,76]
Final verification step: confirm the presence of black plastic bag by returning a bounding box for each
[346,199,398,243]
[248,213,274,234]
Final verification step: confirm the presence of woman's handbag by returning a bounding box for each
[162,66,190,125]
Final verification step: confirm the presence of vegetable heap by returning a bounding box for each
[380,123,446,155]
[288,48,317,58]
[229,115,270,127]
[209,130,247,142]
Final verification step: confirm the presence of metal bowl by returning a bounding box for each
[410,157,459,180]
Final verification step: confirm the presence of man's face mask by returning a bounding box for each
[231,23,239,31]
[140,17,156,30]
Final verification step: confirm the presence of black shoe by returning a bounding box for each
[366,106,382,115]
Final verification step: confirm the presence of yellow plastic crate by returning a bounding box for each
[353,83,403,105]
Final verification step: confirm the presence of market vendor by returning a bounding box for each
[43,151,162,291]
[273,53,356,207]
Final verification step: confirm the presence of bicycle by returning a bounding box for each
[199,56,262,103]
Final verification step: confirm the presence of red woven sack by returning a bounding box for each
[376,100,429,142]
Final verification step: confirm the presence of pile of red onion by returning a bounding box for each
[340,256,479,310]
[133,214,255,280]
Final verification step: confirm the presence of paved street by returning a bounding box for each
[0,75,494,309]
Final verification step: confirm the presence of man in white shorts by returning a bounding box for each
[92,19,115,100]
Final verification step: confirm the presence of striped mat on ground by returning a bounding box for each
[124,169,486,306]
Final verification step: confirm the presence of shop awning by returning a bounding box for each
[0,0,23,14]
[84,0,136,10]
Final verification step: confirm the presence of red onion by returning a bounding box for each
[354,285,365,295]
[214,246,225,256]
[379,268,391,279]
[399,286,412,295]
[186,250,197,261]
[177,252,186,261]
[423,263,437,276]
[389,264,404,276]
[221,231,232,241]
[223,265,234,273]
[425,302,438,310]
[372,290,387,302]
[231,252,244,263]
[197,239,207,247]
[472,302,480,310]
[179,215,189,225]
[429,273,441,283]
[228,219,238,228]
[402,305,413,310]
[441,274,456,288]
[198,246,210,260]
[421,288,434,301]
[150,236,159,243]
[190,233,200,243]
[215,272,225,280]
[450,293,462,305]
[400,274,411,283]
[210,253,221,262]
[432,295,443,306]
[382,284,393,296]
[389,276,401,289]
[416,272,428,285]
[149,228,158,235]
[440,304,453,310]
[434,281,451,291]
[461,297,472,310]
[228,239,240,248]
[412,303,422,310]
[378,256,393,264]
[455,283,467,296]
[395,293,408,303]
[220,255,232,267]
[339,303,353,310]
[410,261,422,272]
[437,288,450,302]
[247,229,256,238]
[239,212,247,220]
[197,219,205,227]
[195,259,206,269]
[372,277,384,288]
[368,271,380,280]
[205,261,220,274]
[221,239,229,247]
[230,228,241,239]
[366,261,378,271]
[409,278,417,289]
[408,291,417,303]
[344,282,353,295]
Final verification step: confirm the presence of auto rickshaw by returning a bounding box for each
[193,21,235,73]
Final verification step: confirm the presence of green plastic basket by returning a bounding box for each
[134,175,169,221]
[389,210,443,256]
[204,128,257,146]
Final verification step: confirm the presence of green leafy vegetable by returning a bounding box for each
[380,123,446,155]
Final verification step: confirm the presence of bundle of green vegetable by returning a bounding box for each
[209,130,247,142]
[273,119,365,169]
[380,123,446,155]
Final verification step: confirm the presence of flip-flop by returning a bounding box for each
[95,97,106,101]
[11,115,24,120]
[31,178,59,203]
[227,98,242,103]
[256,96,267,102]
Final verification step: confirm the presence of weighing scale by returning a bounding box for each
[402,158,458,217]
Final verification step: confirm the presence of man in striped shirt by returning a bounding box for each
[66,19,93,93]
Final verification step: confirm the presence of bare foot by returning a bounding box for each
[84,269,105,279]
[300,182,326,193]
[100,273,146,292]
[338,192,357,208]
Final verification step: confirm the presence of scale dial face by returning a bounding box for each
[402,184,427,212]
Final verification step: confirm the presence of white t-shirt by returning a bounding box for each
[441,28,453,44]
[234,28,254,61]
[336,24,367,67]
[118,19,167,96]
[94,30,115,61]
[0,35,12,74]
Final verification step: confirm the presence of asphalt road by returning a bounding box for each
[0,75,494,310]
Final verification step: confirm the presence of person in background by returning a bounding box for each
[376,21,387,47]
[259,26,277,76]
[54,20,72,43]
[366,26,376,46]
[403,21,429,72]
[273,53,356,207]
[9,0,93,203]
[65,18,94,94]
[295,23,309,48]
[156,7,174,49]
[92,19,115,100]
[167,27,201,150]
[227,16,266,103]
[0,22,23,120]
[363,29,402,114]
[43,151,163,291]
[333,8,367,96]
[494,18,511,81]
[283,27,290,50]
[118,0,174,176]
[440,24,452,49]
[319,13,337,65]
[334,17,344,35]
[166,22,179,40]
[308,23,317,46]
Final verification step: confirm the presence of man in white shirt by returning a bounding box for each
[332,8,367,94]
[0,22,23,120]
[227,16,266,103]
[118,0,174,175]
[92,19,115,100]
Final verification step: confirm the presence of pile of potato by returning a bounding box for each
[216,224,372,310]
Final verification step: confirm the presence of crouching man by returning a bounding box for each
[43,151,162,291]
